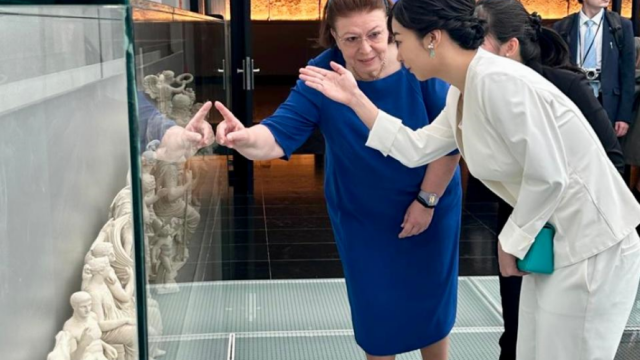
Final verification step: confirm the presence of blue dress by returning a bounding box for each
[262,48,462,356]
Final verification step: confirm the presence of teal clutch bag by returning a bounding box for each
[516,223,555,274]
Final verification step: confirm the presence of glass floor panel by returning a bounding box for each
[148,277,640,359]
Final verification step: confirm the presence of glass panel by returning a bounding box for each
[0,5,143,360]
[132,3,232,359]
[0,6,104,84]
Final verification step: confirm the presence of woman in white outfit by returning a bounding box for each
[298,0,640,358]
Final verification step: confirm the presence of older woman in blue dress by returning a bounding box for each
[214,0,462,359]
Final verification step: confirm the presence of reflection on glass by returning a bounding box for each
[131,4,231,359]
[0,10,100,85]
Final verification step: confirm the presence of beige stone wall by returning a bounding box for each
[247,0,632,21]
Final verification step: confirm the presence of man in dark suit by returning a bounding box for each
[554,0,636,138]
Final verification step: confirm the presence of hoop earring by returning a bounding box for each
[428,43,436,58]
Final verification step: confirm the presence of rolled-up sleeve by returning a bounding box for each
[365,108,458,168]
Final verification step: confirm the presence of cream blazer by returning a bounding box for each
[366,48,640,268]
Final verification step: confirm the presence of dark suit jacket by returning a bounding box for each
[532,63,625,173]
[553,11,635,125]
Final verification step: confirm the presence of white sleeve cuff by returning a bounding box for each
[365,110,403,156]
[498,217,535,260]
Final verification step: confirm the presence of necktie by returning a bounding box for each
[583,19,600,96]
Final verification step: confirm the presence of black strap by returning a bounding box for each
[604,10,624,52]
[579,18,603,68]
[415,195,435,209]
[557,11,624,56]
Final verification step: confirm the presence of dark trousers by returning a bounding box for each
[496,197,522,360]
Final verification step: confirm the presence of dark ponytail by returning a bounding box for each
[529,12,543,42]
[390,0,486,50]
[476,0,581,73]
[475,0,540,67]
[529,11,580,71]
[537,27,581,72]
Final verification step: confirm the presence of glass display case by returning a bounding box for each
[0,1,232,359]
[0,2,146,360]
[132,1,237,359]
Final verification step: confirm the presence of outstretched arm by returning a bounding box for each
[214,102,285,160]
[300,62,458,167]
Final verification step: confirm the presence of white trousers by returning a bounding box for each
[517,231,640,360]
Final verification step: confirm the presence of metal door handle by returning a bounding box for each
[249,59,260,90]
[237,58,260,91]
[218,59,227,90]
[237,59,246,90]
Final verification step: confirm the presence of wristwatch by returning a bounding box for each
[417,191,439,209]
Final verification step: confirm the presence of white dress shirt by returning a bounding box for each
[578,9,604,69]
[365,48,640,268]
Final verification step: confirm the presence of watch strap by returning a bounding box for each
[417,191,439,209]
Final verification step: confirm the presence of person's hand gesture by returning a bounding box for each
[185,102,215,148]
[156,102,213,163]
[299,61,359,106]
[215,102,251,149]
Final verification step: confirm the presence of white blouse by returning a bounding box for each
[365,48,640,267]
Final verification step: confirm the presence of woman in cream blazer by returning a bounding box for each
[299,0,640,359]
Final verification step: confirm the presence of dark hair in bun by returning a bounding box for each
[475,0,578,72]
[390,0,486,50]
[529,12,543,42]
[475,0,540,66]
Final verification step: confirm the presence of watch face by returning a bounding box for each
[428,194,437,205]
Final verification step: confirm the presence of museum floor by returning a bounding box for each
[153,154,640,360]
[148,277,640,360]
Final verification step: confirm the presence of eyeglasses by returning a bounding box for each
[336,29,387,49]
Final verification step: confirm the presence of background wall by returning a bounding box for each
[247,0,632,21]
[250,0,634,79]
